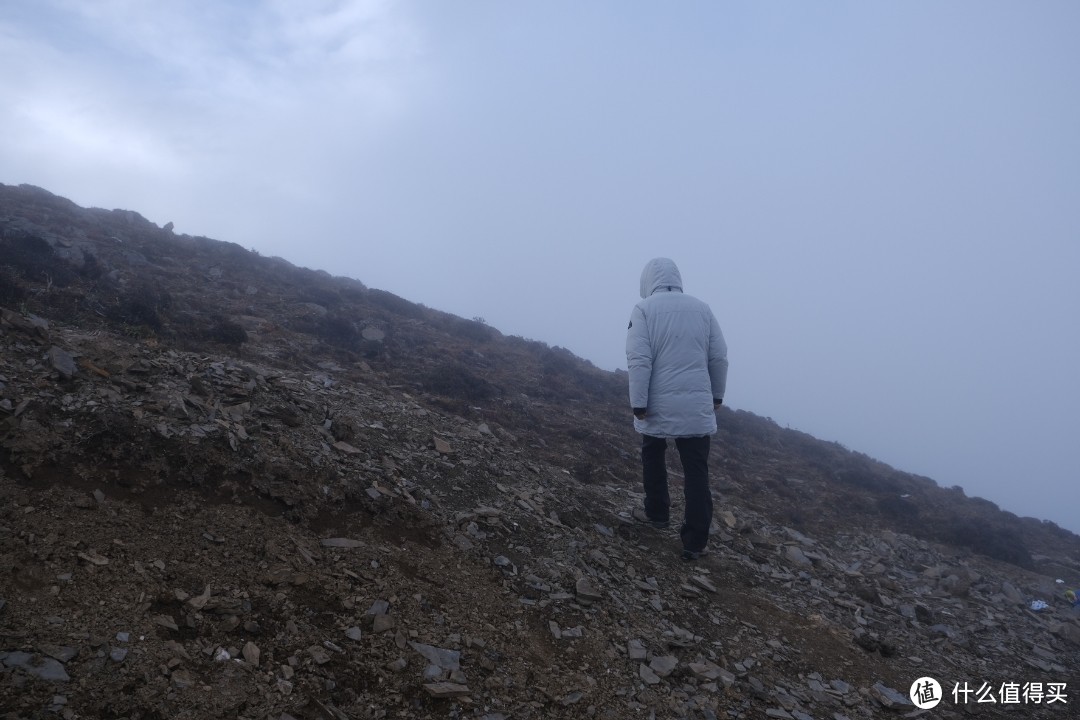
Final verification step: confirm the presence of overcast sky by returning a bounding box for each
[3,1,1078,533]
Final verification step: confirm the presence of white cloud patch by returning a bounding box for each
[1,0,423,198]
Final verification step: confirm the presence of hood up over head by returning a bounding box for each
[639,257,684,299]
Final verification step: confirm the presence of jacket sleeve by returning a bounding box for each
[626,305,652,409]
[707,311,728,401]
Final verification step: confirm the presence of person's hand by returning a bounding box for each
[713,398,723,410]
[633,407,647,420]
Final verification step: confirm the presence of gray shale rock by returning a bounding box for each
[784,545,813,568]
[638,663,661,685]
[0,651,70,682]
[48,346,76,379]
[649,655,678,677]
[423,682,471,698]
[576,576,603,603]
[409,642,461,671]
[869,682,912,710]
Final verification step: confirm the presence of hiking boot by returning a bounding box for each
[681,547,709,562]
[631,507,669,530]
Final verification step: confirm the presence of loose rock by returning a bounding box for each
[423,682,470,698]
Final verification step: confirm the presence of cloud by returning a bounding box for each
[0,0,424,201]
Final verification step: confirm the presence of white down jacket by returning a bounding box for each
[626,258,728,438]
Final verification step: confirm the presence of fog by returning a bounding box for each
[3,1,1077,532]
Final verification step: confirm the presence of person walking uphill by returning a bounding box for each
[626,258,728,561]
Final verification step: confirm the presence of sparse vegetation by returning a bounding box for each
[316,313,361,349]
[942,517,1034,568]
[367,288,426,319]
[206,319,247,345]
[110,282,171,332]
[453,315,495,342]
[421,361,495,402]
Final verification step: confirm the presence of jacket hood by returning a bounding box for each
[639,257,683,298]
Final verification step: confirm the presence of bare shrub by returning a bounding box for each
[876,495,919,520]
[109,282,171,331]
[943,518,1033,568]
[367,289,426,319]
[317,314,360,349]
[206,319,247,345]
[422,362,495,401]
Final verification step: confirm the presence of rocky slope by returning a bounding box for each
[1,183,1078,719]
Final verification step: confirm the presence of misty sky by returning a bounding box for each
[3,2,1078,533]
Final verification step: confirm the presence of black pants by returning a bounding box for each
[641,434,712,553]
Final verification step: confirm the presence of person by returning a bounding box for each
[626,257,728,560]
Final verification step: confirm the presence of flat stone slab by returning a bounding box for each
[576,576,603,602]
[409,642,460,671]
[0,651,70,682]
[423,682,470,698]
[638,663,660,685]
[649,655,678,677]
[320,537,364,548]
